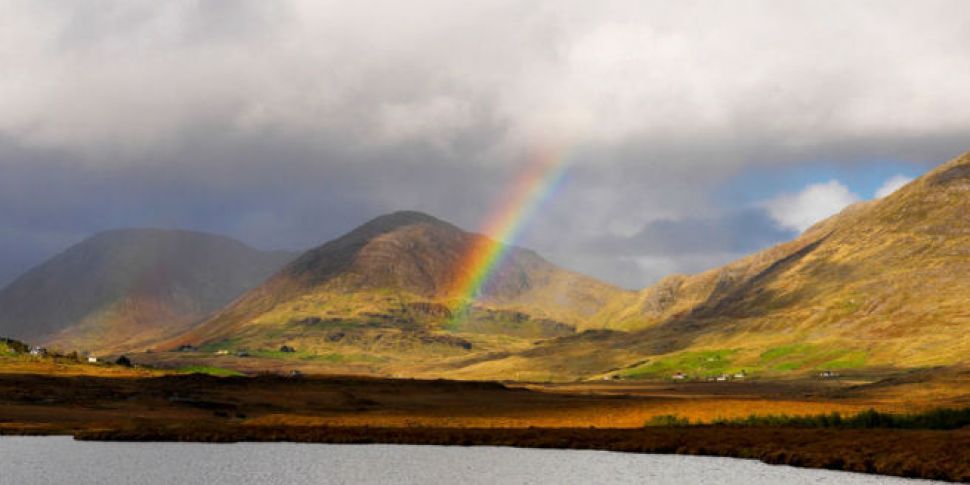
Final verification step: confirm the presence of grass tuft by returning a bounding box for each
[644,414,691,427]
[178,366,244,377]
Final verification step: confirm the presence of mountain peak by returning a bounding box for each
[370,210,453,226]
[0,229,296,352]
[285,211,463,284]
[347,211,461,239]
[82,227,261,252]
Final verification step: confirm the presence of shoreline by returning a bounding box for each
[58,424,969,482]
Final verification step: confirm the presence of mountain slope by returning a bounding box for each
[0,229,296,353]
[446,151,970,380]
[164,211,636,368]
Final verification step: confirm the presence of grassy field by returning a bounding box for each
[176,365,244,377]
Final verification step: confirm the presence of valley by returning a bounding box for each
[5,152,961,383]
[2,148,970,483]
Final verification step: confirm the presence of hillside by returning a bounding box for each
[160,211,636,372]
[0,229,296,354]
[445,152,970,380]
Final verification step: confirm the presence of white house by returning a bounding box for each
[87,356,98,363]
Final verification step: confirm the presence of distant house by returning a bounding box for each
[279,345,296,353]
[215,350,230,356]
[733,370,747,379]
[671,372,687,380]
[715,374,728,382]
[819,370,839,379]
[29,347,47,357]
[87,356,98,363]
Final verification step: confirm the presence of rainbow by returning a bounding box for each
[448,146,570,320]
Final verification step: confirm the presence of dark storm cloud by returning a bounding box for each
[0,132,522,285]
[611,210,794,257]
[2,1,970,288]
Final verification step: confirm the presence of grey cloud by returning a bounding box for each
[4,1,970,160]
[539,208,794,288]
[1,1,969,289]
[617,209,795,256]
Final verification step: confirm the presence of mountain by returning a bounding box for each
[446,151,970,380]
[0,229,296,354]
[163,211,636,372]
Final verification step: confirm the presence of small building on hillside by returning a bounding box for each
[215,350,230,356]
[818,370,839,379]
[87,356,98,363]
[671,372,688,380]
[29,347,47,357]
[733,370,747,379]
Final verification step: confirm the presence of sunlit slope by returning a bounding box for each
[0,229,296,354]
[167,211,637,364]
[449,152,970,380]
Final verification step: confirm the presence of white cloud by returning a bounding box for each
[763,180,861,233]
[874,174,914,198]
[2,1,970,161]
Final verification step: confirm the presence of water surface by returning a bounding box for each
[0,437,941,484]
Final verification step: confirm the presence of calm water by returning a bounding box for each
[0,437,942,485]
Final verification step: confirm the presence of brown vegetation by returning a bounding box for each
[1,370,968,481]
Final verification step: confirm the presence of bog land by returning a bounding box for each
[1,361,968,482]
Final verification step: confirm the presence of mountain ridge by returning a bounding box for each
[442,151,970,380]
[0,228,297,353]
[160,210,636,365]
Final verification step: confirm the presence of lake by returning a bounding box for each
[0,437,941,484]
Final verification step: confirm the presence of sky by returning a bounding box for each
[1,0,969,289]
